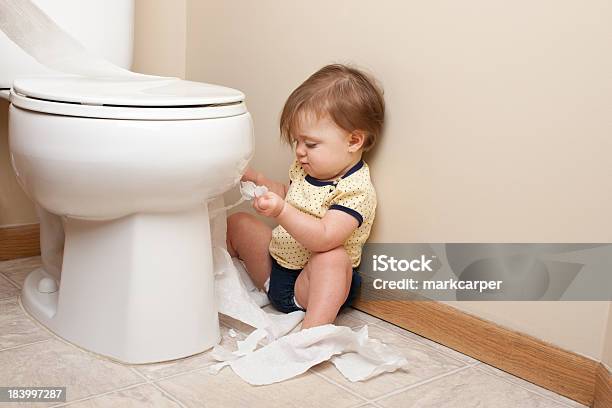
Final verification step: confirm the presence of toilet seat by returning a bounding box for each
[10,76,247,120]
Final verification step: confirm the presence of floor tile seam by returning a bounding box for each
[471,363,584,408]
[48,381,148,408]
[148,380,189,408]
[354,402,383,408]
[308,368,372,404]
[153,376,218,408]
[0,337,51,353]
[142,360,222,383]
[368,364,473,403]
[89,366,189,408]
[370,322,472,366]
[0,271,22,290]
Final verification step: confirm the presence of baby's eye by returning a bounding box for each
[305,143,318,148]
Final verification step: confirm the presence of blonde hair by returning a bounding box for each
[280,64,385,152]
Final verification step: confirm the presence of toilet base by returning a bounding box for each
[21,206,220,364]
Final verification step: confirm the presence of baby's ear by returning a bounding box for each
[348,130,366,152]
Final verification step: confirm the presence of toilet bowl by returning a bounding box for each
[8,76,254,363]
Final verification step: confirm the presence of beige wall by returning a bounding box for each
[132,0,187,78]
[186,0,612,361]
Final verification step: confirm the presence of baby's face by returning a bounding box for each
[292,113,356,181]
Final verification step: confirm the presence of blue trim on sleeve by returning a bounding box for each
[329,205,363,227]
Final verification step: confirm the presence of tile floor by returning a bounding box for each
[0,256,588,408]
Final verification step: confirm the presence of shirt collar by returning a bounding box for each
[304,160,364,186]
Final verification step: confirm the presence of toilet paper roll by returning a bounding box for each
[1,0,410,384]
[0,0,152,79]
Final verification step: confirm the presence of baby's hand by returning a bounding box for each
[253,191,285,218]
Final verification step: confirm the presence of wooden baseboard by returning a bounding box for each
[0,223,40,261]
[594,363,612,408]
[355,299,601,407]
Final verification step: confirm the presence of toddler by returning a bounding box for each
[227,64,384,329]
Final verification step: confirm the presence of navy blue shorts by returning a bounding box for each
[266,255,362,314]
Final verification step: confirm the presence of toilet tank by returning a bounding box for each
[0,0,134,88]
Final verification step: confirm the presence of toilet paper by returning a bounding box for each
[208,181,269,219]
[2,0,410,384]
[0,0,151,79]
[208,325,409,385]
[208,196,409,384]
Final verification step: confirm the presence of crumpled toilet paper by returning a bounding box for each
[209,325,409,385]
[209,181,268,219]
[2,0,410,385]
[209,195,409,385]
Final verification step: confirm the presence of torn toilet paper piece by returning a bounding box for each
[233,257,269,307]
[208,324,409,385]
[209,196,409,385]
[208,182,269,218]
[240,181,268,200]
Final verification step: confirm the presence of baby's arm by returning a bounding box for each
[254,193,358,252]
[242,167,288,198]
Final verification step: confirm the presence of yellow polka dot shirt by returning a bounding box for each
[269,159,377,270]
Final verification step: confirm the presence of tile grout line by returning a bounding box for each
[309,369,373,405]
[45,366,191,408]
[129,367,189,408]
[0,271,22,290]
[471,363,585,408]
[49,381,148,408]
[369,364,474,404]
[0,338,51,353]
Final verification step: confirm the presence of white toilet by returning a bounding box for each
[1,1,254,363]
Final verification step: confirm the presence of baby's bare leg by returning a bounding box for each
[226,212,273,290]
[294,246,353,329]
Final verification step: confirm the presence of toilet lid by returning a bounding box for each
[9,76,247,120]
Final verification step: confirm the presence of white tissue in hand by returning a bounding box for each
[240,181,268,200]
